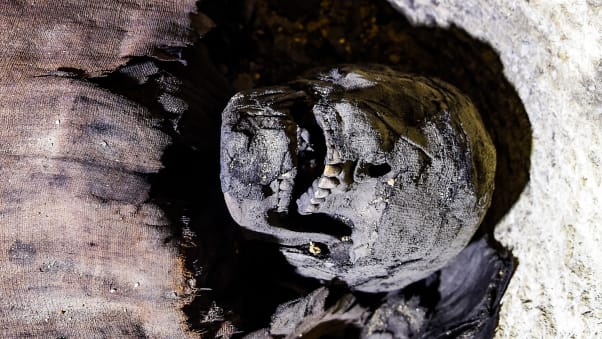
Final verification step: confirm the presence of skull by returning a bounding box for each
[220,65,495,292]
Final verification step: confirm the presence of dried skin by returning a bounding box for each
[221,65,496,292]
[253,236,513,339]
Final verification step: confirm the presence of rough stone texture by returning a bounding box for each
[2,0,598,336]
[387,0,602,337]
[0,1,199,337]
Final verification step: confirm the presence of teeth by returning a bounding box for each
[295,161,343,214]
[278,199,289,211]
[281,170,295,178]
[318,177,338,189]
[314,188,330,199]
[331,149,341,162]
[310,197,325,204]
[277,180,293,212]
[279,179,293,191]
[324,164,342,177]
[299,191,310,202]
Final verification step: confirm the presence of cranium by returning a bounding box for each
[220,65,495,292]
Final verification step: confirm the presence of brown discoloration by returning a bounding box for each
[0,1,199,337]
[7,240,37,266]
[0,78,194,336]
[0,78,170,174]
[0,0,197,80]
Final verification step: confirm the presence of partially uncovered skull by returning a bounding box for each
[220,65,495,292]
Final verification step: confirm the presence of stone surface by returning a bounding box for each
[2,0,598,336]
[387,0,602,337]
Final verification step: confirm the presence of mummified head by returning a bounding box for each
[220,65,495,292]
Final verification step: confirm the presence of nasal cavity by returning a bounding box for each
[355,161,392,180]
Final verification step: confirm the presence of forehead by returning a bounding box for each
[306,68,440,155]
[310,68,442,128]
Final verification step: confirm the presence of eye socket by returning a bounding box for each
[354,161,392,180]
[366,163,392,177]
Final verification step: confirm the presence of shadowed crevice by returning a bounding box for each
[137,0,531,336]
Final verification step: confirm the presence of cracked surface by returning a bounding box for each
[221,64,496,292]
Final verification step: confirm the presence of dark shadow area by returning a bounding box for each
[268,210,352,238]
[95,0,531,337]
[199,0,532,235]
[301,320,363,339]
[184,0,530,336]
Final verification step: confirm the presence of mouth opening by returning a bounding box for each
[267,92,352,238]
[289,95,326,209]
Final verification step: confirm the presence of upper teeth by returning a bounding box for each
[314,188,330,198]
[297,161,345,215]
[310,197,325,204]
[323,164,342,177]
[330,149,341,162]
[318,177,338,189]
[279,179,294,191]
[277,172,296,212]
